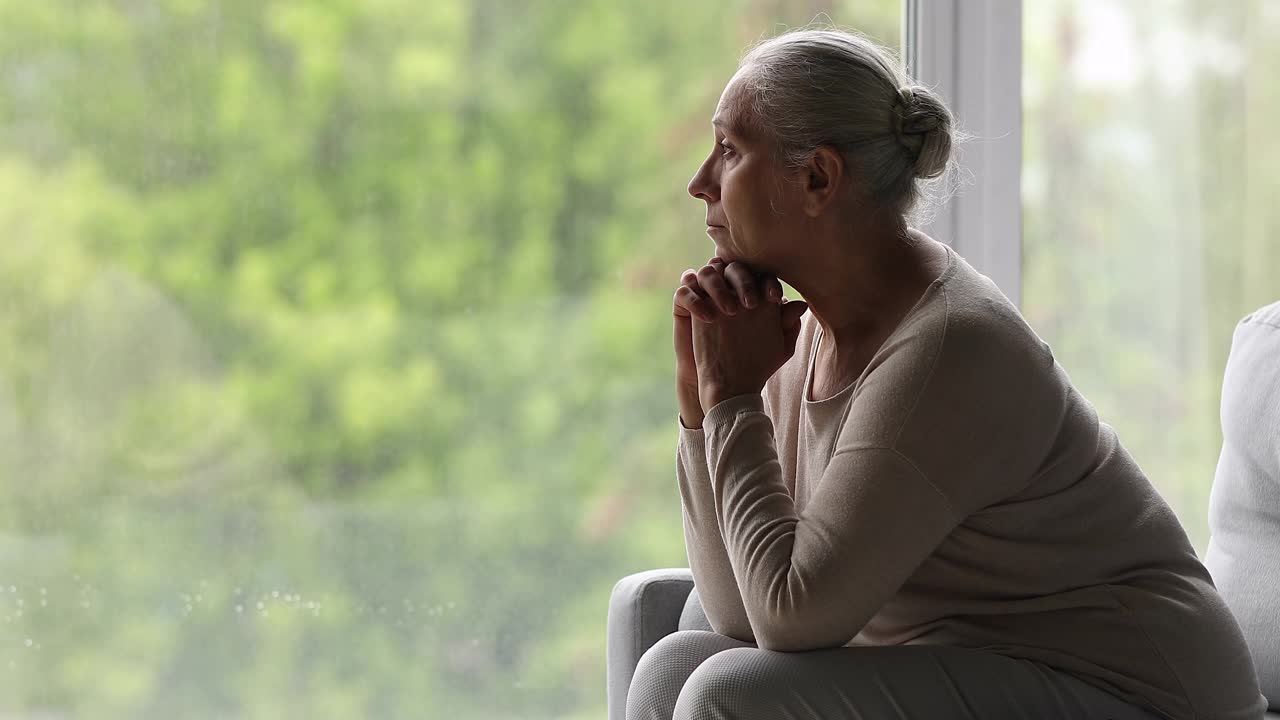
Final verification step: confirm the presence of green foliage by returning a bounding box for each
[0,1,900,717]
[5,0,1272,717]
[1021,0,1280,549]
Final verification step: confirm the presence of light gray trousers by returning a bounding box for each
[626,630,1166,720]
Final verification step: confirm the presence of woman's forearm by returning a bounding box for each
[676,425,756,642]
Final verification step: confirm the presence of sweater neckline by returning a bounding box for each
[803,242,957,406]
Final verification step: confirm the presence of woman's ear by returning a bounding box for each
[802,146,845,218]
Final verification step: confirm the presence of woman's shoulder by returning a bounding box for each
[931,253,1054,367]
[878,253,1072,431]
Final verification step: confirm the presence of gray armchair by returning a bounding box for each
[606,568,710,720]
[606,567,1280,720]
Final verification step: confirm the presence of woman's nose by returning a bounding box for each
[688,160,718,202]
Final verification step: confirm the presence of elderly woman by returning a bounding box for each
[627,28,1268,720]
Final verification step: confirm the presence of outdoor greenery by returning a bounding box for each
[1022,0,1280,545]
[0,0,1273,718]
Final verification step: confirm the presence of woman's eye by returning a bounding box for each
[720,143,735,157]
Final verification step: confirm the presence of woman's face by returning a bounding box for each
[687,73,803,271]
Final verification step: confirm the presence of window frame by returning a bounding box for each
[905,0,1024,307]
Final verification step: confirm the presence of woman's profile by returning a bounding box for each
[629,27,1268,720]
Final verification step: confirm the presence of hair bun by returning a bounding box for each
[892,85,952,179]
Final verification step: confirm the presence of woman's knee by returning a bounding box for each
[635,631,748,680]
[626,632,749,720]
[673,647,784,720]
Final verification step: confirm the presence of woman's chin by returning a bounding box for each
[716,249,748,267]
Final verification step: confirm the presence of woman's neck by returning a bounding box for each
[783,225,944,354]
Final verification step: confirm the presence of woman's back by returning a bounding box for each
[752,244,1265,719]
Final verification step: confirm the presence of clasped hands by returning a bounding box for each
[672,257,809,416]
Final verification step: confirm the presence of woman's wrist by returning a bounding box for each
[677,381,704,429]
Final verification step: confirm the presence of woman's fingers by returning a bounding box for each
[722,262,761,309]
[780,298,809,353]
[676,271,715,322]
[697,264,739,315]
[681,258,782,321]
[711,257,782,308]
[764,276,784,304]
[675,286,714,323]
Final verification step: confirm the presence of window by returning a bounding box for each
[0,1,900,717]
[1022,0,1280,551]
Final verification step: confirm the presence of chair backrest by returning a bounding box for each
[1204,300,1280,710]
[678,585,712,632]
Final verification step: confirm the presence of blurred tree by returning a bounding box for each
[0,0,898,717]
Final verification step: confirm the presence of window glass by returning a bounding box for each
[1023,0,1279,552]
[0,2,899,716]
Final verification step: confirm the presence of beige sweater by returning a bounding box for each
[677,243,1266,720]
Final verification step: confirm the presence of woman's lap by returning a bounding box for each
[625,630,1164,720]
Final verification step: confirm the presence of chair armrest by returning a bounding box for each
[606,568,695,720]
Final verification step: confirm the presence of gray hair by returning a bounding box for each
[735,27,968,226]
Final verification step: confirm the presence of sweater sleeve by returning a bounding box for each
[700,393,961,652]
[676,419,755,642]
